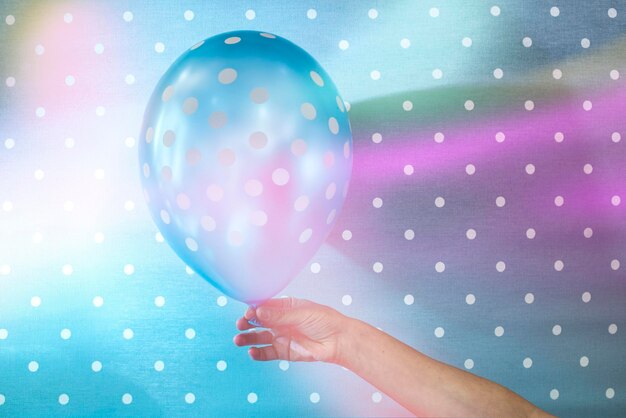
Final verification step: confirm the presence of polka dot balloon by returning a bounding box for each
[139,30,352,304]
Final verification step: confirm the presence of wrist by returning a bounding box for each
[332,314,369,368]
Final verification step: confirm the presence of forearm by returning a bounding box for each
[335,317,551,418]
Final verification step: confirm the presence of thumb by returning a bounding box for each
[255,297,311,327]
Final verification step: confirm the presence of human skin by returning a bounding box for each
[234,297,555,418]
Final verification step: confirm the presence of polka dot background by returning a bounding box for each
[0,1,625,417]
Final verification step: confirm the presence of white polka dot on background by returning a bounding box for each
[371,392,382,403]
[58,394,69,405]
[122,393,133,405]
[550,389,559,400]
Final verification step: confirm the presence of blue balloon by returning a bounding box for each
[139,30,352,304]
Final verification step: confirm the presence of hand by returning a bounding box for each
[234,297,347,364]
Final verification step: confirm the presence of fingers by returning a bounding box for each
[233,330,274,347]
[255,298,316,327]
[236,317,256,331]
[257,297,302,310]
[248,345,279,361]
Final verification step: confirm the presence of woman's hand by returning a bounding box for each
[234,296,554,417]
[234,297,348,364]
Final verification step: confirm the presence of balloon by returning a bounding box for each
[138,30,352,304]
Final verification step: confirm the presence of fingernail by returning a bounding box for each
[245,306,256,320]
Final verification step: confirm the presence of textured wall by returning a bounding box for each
[0,1,625,417]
